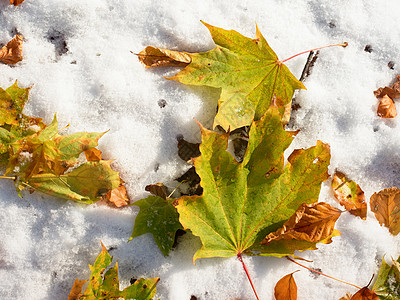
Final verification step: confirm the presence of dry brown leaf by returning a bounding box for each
[377,95,397,118]
[374,75,400,99]
[137,46,191,68]
[68,279,87,300]
[105,184,129,207]
[350,287,379,300]
[339,292,353,300]
[145,182,169,199]
[84,147,102,161]
[0,35,23,65]
[370,187,400,235]
[331,171,367,219]
[274,272,298,300]
[262,202,341,244]
[10,0,24,6]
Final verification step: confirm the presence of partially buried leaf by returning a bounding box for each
[130,195,183,256]
[28,160,121,204]
[262,202,341,244]
[176,106,333,262]
[374,75,400,99]
[105,184,129,207]
[0,35,23,65]
[370,187,400,235]
[10,0,24,6]
[377,95,397,118]
[141,22,305,131]
[350,287,379,300]
[372,255,400,299]
[339,293,353,300]
[145,182,169,199]
[138,46,191,67]
[331,171,367,219]
[177,138,200,162]
[70,241,159,300]
[274,272,298,300]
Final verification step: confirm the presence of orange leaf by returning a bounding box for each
[84,148,102,161]
[377,95,397,118]
[370,187,400,235]
[262,202,341,244]
[274,272,298,300]
[339,292,353,300]
[137,46,191,68]
[331,171,367,219]
[105,184,130,207]
[10,0,24,6]
[350,287,379,300]
[374,75,400,99]
[68,279,87,300]
[0,35,23,65]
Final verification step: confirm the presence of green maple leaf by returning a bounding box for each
[373,256,400,299]
[70,242,159,300]
[141,22,305,131]
[176,106,335,262]
[129,195,183,256]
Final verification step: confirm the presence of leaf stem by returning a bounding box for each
[237,253,260,300]
[0,175,16,180]
[280,42,348,63]
[286,256,362,289]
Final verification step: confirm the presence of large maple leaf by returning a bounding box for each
[139,22,305,131]
[176,106,335,262]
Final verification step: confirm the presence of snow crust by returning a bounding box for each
[0,0,399,299]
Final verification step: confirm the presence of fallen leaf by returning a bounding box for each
[69,241,159,300]
[137,46,191,67]
[377,95,397,118]
[105,184,129,207]
[374,75,400,99]
[0,35,23,65]
[68,279,87,300]
[130,195,183,256]
[140,22,305,131]
[373,255,400,298]
[177,138,200,162]
[274,272,298,300]
[370,187,400,235]
[10,0,24,6]
[350,287,379,300]
[339,292,352,300]
[145,182,169,199]
[331,171,367,219]
[175,106,333,262]
[84,147,102,161]
[262,202,341,244]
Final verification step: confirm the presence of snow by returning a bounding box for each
[0,0,399,299]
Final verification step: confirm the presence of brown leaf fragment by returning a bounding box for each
[262,202,341,244]
[350,287,379,300]
[105,184,129,207]
[374,75,400,99]
[274,272,298,300]
[370,187,400,235]
[339,292,353,300]
[137,46,191,68]
[68,279,87,300]
[177,138,200,162]
[377,95,397,118]
[331,171,367,219]
[145,182,169,199]
[10,0,24,5]
[84,147,102,161]
[0,35,23,65]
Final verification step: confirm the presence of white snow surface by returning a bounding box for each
[0,1,399,299]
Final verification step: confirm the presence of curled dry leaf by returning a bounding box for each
[370,187,400,235]
[274,272,298,300]
[0,35,23,65]
[373,255,400,298]
[10,0,24,6]
[339,292,352,300]
[105,184,129,207]
[137,46,191,68]
[377,95,397,118]
[262,202,341,244]
[145,182,169,199]
[331,171,367,219]
[350,287,379,300]
[374,75,400,99]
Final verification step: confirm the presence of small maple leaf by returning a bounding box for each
[176,106,335,262]
[69,242,159,300]
[370,187,400,235]
[377,95,397,118]
[274,272,298,300]
[139,22,305,131]
[373,255,400,298]
[331,171,367,219]
[0,35,23,65]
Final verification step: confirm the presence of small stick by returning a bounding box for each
[286,256,362,290]
[237,253,260,300]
